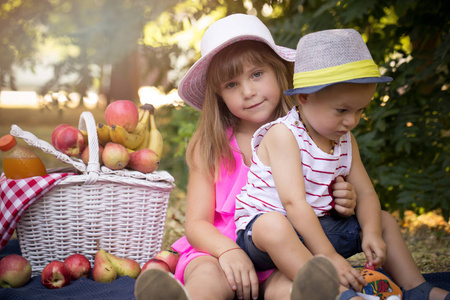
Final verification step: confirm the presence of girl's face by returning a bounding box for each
[219,62,281,131]
[299,83,376,142]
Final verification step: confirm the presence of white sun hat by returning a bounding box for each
[178,13,296,111]
[285,28,392,95]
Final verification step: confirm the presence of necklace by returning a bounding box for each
[297,109,336,155]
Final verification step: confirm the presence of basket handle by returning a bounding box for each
[78,111,100,175]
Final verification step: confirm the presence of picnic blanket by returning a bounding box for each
[1,239,449,300]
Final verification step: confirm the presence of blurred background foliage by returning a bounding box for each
[0,0,449,219]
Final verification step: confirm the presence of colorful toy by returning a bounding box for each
[359,265,403,300]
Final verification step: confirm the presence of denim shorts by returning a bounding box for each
[236,213,363,271]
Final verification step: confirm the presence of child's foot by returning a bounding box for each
[290,256,340,300]
[404,282,450,300]
[134,269,190,300]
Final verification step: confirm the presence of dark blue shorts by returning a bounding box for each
[236,214,363,271]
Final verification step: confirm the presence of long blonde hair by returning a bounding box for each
[186,41,297,179]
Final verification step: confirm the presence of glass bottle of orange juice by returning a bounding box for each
[0,134,47,179]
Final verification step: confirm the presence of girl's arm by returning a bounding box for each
[346,133,386,268]
[258,124,365,290]
[184,150,259,299]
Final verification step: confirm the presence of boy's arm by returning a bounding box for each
[259,125,366,290]
[346,133,386,267]
[259,124,335,254]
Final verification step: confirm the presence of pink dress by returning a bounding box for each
[172,131,274,284]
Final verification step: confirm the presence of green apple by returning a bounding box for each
[0,254,32,288]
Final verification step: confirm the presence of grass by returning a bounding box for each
[162,187,450,273]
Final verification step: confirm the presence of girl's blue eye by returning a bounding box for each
[253,71,262,78]
[225,82,237,89]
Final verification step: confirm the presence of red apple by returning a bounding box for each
[140,258,170,274]
[81,144,104,165]
[128,148,160,173]
[51,124,85,156]
[41,261,71,289]
[0,254,32,288]
[154,250,180,274]
[102,142,130,170]
[64,254,91,280]
[104,100,139,132]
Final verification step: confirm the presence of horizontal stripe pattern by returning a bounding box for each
[235,107,352,232]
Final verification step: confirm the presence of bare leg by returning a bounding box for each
[261,270,292,300]
[184,256,236,300]
[379,211,449,300]
[251,212,314,280]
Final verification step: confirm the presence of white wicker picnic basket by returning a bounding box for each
[9,111,175,276]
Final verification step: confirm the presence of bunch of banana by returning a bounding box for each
[125,104,164,158]
[97,123,112,146]
[147,105,163,158]
[109,107,151,150]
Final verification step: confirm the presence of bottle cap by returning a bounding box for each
[0,134,17,151]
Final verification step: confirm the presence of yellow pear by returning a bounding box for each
[105,253,141,279]
[92,249,117,283]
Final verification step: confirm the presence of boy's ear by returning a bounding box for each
[297,94,308,105]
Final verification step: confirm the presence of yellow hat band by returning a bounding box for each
[293,59,381,89]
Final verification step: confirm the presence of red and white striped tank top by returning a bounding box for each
[235,107,352,232]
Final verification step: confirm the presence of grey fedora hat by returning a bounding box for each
[285,29,392,95]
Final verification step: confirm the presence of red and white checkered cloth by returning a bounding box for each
[0,172,75,250]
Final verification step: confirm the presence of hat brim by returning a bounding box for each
[284,76,393,96]
[179,36,296,111]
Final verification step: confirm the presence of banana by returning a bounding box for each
[109,110,149,149]
[148,106,163,158]
[97,123,112,146]
[138,106,146,122]
[133,105,153,151]
[80,129,88,145]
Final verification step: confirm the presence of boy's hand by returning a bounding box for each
[362,234,387,270]
[332,176,357,216]
[218,248,259,300]
[328,252,366,291]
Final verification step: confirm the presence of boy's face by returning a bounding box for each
[298,83,376,141]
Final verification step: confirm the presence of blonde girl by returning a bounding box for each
[135,14,358,300]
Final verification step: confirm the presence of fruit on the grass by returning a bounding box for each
[154,250,180,274]
[105,253,140,279]
[92,248,117,283]
[127,148,160,173]
[64,253,91,280]
[41,261,71,289]
[104,100,139,133]
[51,124,85,156]
[140,258,170,274]
[0,254,32,288]
[80,145,104,165]
[102,142,130,170]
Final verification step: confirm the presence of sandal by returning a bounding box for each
[290,256,340,300]
[134,269,190,300]
[404,282,450,300]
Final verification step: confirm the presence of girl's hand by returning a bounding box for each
[328,252,366,291]
[361,233,387,270]
[332,176,357,216]
[218,248,259,300]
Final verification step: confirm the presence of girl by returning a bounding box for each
[135,14,358,300]
[234,28,450,300]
